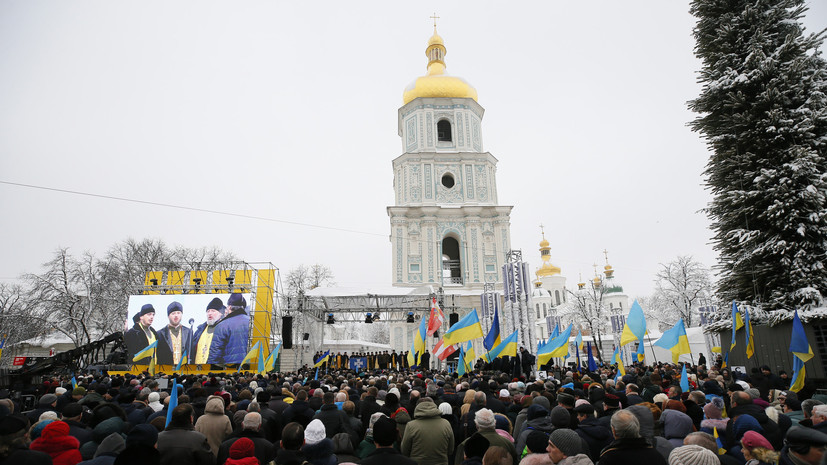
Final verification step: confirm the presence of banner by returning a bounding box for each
[349,356,368,371]
[125,293,252,366]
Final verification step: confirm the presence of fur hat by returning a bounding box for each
[139,304,155,316]
[167,302,182,315]
[304,419,326,445]
[668,444,719,465]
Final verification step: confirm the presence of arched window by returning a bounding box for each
[542,303,547,317]
[555,290,561,306]
[536,304,540,319]
[442,236,462,285]
[437,120,452,142]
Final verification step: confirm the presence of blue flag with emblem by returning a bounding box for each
[349,356,368,371]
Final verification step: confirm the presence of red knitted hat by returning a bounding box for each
[230,437,255,459]
[41,420,70,439]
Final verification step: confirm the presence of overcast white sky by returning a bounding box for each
[1,2,825,299]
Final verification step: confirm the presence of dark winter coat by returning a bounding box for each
[576,416,613,461]
[626,404,674,462]
[315,404,355,439]
[124,324,158,365]
[598,437,668,465]
[275,448,306,465]
[217,430,277,465]
[156,325,193,365]
[728,404,782,450]
[157,426,216,465]
[0,445,52,465]
[361,447,417,465]
[359,396,381,432]
[64,419,93,447]
[209,309,250,364]
[515,416,556,454]
[283,399,316,428]
[302,438,337,465]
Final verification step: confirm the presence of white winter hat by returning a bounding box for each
[148,392,160,403]
[55,387,67,396]
[305,419,326,445]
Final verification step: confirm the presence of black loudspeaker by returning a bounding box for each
[303,333,310,341]
[450,313,459,326]
[282,316,293,349]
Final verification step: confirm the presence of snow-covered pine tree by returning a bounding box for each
[689,0,827,310]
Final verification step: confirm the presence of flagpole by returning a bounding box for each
[647,335,660,366]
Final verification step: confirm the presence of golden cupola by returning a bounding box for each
[402,27,479,105]
[603,249,615,279]
[536,229,561,277]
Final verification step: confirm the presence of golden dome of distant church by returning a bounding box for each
[402,26,478,105]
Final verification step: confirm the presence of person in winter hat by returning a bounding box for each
[547,428,592,465]
[194,395,232,456]
[29,420,83,465]
[668,444,718,465]
[225,437,258,465]
[301,419,336,465]
[740,430,779,465]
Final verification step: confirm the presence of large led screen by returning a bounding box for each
[125,293,252,365]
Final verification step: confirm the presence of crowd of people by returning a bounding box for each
[0,358,824,465]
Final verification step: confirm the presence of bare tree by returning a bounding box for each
[652,256,713,328]
[559,282,610,362]
[285,264,335,297]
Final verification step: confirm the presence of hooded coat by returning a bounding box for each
[661,409,695,448]
[401,401,455,465]
[30,421,83,465]
[626,405,674,462]
[194,396,233,456]
[515,409,555,455]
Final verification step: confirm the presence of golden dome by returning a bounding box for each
[536,228,560,277]
[536,262,561,277]
[540,238,550,248]
[402,27,478,105]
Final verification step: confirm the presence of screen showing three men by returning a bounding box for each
[125,293,252,366]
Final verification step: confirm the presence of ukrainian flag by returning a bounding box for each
[790,310,814,392]
[550,324,560,340]
[132,341,158,362]
[636,341,645,362]
[745,307,755,359]
[486,330,518,361]
[457,345,467,376]
[415,310,429,355]
[654,319,691,359]
[575,330,583,351]
[714,427,726,454]
[238,341,261,372]
[620,300,647,346]
[722,351,729,369]
[443,309,484,346]
[264,343,282,373]
[483,308,501,351]
[313,350,330,368]
[537,324,572,367]
[464,342,475,371]
[680,362,689,391]
[407,331,418,368]
[730,301,744,350]
[612,346,625,380]
[174,349,187,373]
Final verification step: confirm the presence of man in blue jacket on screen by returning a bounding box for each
[209,292,250,364]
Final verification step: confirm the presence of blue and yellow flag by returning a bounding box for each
[730,301,744,350]
[132,341,158,362]
[443,309,484,346]
[620,300,647,346]
[574,330,583,352]
[313,350,330,368]
[464,342,475,372]
[790,310,814,392]
[654,319,691,358]
[457,345,467,376]
[680,362,689,392]
[483,308,501,351]
[722,351,729,369]
[415,310,428,356]
[486,330,518,361]
[264,343,282,373]
[174,349,187,374]
[612,346,625,381]
[636,341,645,362]
[237,341,261,372]
[714,427,726,454]
[745,308,755,359]
[165,380,178,428]
[538,323,572,367]
[71,376,78,390]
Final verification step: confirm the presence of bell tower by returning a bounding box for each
[388,27,513,291]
